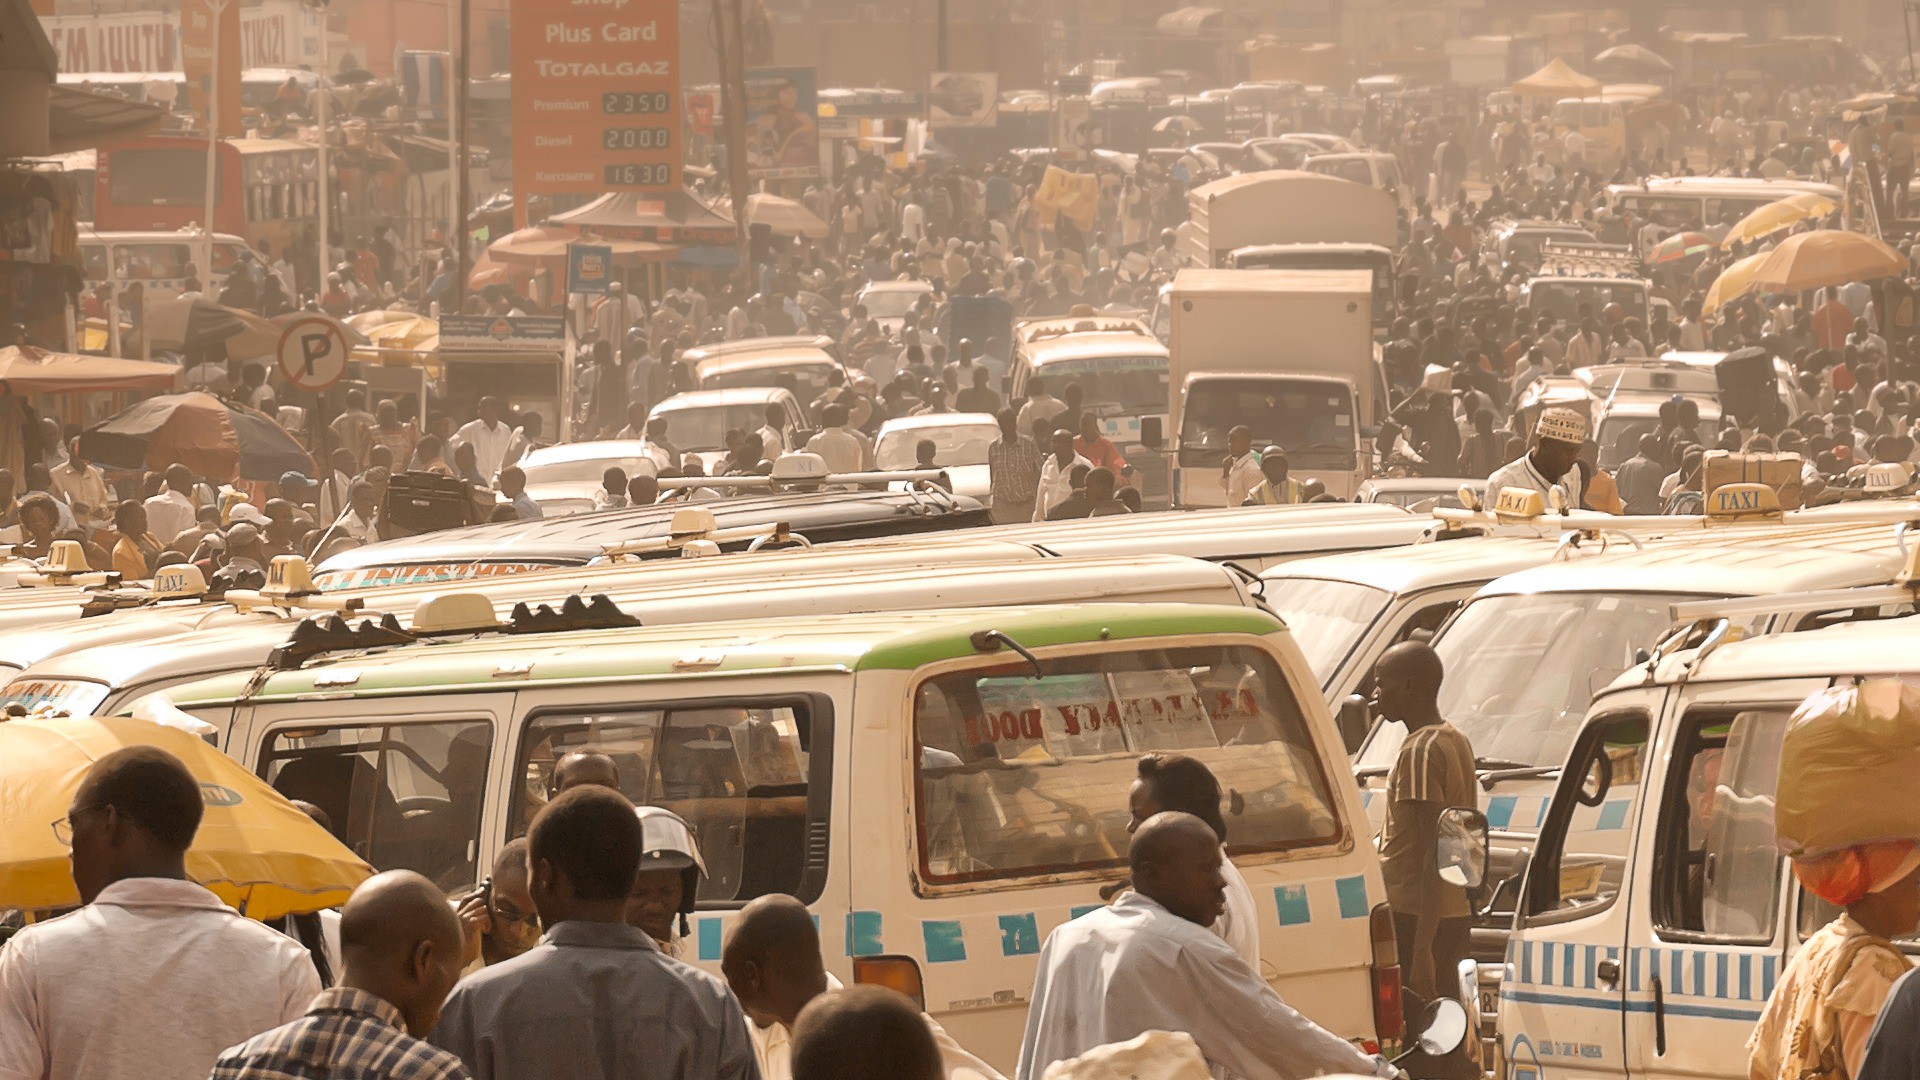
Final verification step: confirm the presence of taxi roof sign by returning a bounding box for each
[1492,487,1547,521]
[1706,483,1784,522]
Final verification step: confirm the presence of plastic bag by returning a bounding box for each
[1776,678,1920,859]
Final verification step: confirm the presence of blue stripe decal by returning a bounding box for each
[846,911,883,957]
[1595,799,1631,830]
[1763,954,1779,999]
[1693,951,1706,998]
[1670,949,1683,993]
[1520,939,1533,984]
[1583,944,1597,989]
[1502,988,1765,1022]
[1335,875,1369,919]
[1069,904,1103,921]
[697,918,723,961]
[1486,795,1517,829]
[1739,954,1752,1001]
[922,920,966,963]
[1628,946,1642,992]
[1715,953,1729,999]
[997,913,1041,957]
[1536,799,1552,828]
[1562,941,1575,988]
[1274,885,1312,927]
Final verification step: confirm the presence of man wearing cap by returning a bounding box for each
[1486,408,1586,510]
[1242,450,1303,506]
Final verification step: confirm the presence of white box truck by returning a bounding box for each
[1146,268,1378,505]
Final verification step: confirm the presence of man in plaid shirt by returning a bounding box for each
[212,871,471,1080]
[987,409,1043,524]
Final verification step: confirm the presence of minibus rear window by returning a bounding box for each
[912,644,1341,885]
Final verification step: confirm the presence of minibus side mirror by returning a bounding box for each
[1140,416,1164,450]
[1335,693,1371,754]
[1436,806,1489,889]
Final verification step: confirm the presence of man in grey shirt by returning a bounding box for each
[430,787,760,1080]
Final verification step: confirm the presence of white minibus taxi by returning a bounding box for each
[1496,590,1920,1080]
[150,604,1401,1070]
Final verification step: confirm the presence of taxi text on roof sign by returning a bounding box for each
[510,0,682,195]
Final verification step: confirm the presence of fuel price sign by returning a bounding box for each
[511,0,682,194]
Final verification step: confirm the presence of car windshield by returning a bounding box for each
[0,677,111,719]
[1179,377,1354,470]
[649,402,780,452]
[1418,591,1704,769]
[862,289,925,318]
[1033,359,1170,414]
[704,363,836,398]
[1263,578,1390,687]
[1596,417,1716,470]
[521,456,665,485]
[1364,485,1473,510]
[875,422,998,471]
[1530,281,1649,328]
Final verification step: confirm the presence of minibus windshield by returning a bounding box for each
[1264,579,1390,687]
[1428,591,1706,769]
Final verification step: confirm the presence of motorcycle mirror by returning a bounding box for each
[1416,998,1469,1058]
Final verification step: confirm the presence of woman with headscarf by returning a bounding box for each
[1748,842,1920,1079]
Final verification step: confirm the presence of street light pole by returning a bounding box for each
[449,0,472,310]
[201,0,227,286]
[315,4,330,305]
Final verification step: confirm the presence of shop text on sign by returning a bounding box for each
[511,0,681,195]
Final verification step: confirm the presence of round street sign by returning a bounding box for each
[276,316,352,393]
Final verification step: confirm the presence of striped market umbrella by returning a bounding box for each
[76,392,314,482]
[1647,231,1718,264]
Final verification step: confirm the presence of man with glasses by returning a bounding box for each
[456,839,541,974]
[0,746,320,1080]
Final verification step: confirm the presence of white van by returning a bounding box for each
[1604,176,1842,237]
[79,227,263,307]
[1010,317,1171,505]
[1302,151,1409,210]
[1495,593,1920,1080]
[49,551,1260,727]
[154,603,1400,1070]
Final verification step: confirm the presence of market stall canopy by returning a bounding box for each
[0,0,165,155]
[47,85,165,154]
[1512,57,1602,97]
[1593,43,1675,74]
[743,194,828,239]
[487,225,678,264]
[1749,229,1906,294]
[548,190,736,243]
[146,297,281,359]
[0,346,178,394]
[0,714,372,919]
[78,391,314,481]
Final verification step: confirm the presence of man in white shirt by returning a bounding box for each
[1486,407,1586,511]
[1033,429,1092,521]
[723,896,1004,1080]
[593,282,644,362]
[1220,426,1265,507]
[1015,379,1068,441]
[0,746,320,1080]
[803,404,875,474]
[50,443,111,531]
[755,403,788,460]
[142,464,199,548]
[451,396,514,481]
[1016,813,1390,1080]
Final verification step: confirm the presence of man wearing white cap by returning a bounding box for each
[1486,408,1586,510]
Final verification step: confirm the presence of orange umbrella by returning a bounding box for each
[0,346,179,394]
[1749,229,1908,294]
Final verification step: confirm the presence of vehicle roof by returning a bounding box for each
[162,603,1287,705]
[1230,242,1393,257]
[520,440,660,466]
[694,349,838,375]
[28,552,1239,688]
[1304,150,1395,162]
[1261,534,1564,594]
[314,490,989,577]
[1169,267,1373,296]
[678,336,836,363]
[1022,332,1170,363]
[1651,611,1920,686]
[79,229,251,245]
[1359,477,1480,492]
[859,280,935,294]
[1473,522,1908,599]
[1185,168,1379,200]
[841,502,1428,561]
[649,387,797,411]
[876,412,999,434]
[1613,176,1841,197]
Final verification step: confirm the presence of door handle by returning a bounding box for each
[1596,958,1620,987]
[1650,973,1668,1056]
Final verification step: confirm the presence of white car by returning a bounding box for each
[516,441,675,515]
[857,280,936,334]
[875,412,998,505]
[1353,477,1484,513]
[647,387,810,472]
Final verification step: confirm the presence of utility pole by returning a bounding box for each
[716,0,752,281]
[936,0,948,72]
[200,0,228,289]
[448,0,472,310]
[313,0,330,305]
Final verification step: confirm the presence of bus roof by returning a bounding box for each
[1259,534,1566,595]
[1654,610,1920,686]
[158,603,1286,704]
[1022,332,1169,365]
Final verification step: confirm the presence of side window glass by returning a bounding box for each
[514,703,820,904]
[1523,711,1649,922]
[260,720,492,891]
[913,644,1339,885]
[1653,709,1790,942]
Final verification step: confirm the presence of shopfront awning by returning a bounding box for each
[47,85,166,153]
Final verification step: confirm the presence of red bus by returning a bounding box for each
[95,135,318,260]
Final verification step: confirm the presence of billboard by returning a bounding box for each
[743,67,818,179]
[180,0,241,137]
[928,72,997,128]
[510,0,682,196]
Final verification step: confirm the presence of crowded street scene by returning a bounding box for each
[13,0,1920,1076]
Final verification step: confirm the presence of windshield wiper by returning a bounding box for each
[1479,764,1561,791]
[1474,756,1533,771]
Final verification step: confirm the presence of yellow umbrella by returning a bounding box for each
[1750,229,1908,294]
[0,715,373,918]
[1721,192,1839,247]
[1703,251,1771,315]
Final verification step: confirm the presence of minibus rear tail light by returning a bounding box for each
[853,954,926,1011]
[1369,902,1404,1045]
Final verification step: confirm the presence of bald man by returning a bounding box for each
[1372,640,1476,1001]
[1017,813,1389,1080]
[724,895,1004,1080]
[791,987,942,1080]
[212,870,471,1078]
[551,751,621,794]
